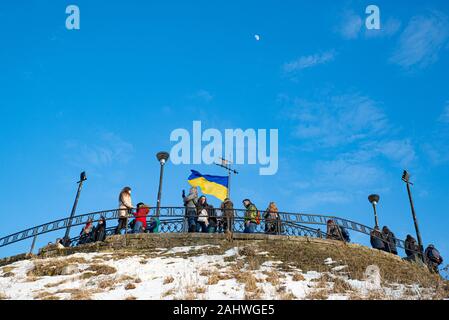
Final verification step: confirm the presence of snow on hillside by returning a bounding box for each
[0,245,439,300]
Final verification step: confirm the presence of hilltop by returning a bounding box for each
[0,233,448,300]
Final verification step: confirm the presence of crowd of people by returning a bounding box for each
[51,185,444,275]
[368,225,444,273]
[182,187,281,235]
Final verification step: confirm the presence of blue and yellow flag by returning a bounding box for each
[188,170,229,201]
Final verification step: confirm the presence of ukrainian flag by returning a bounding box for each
[188,170,229,201]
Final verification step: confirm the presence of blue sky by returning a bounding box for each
[1,0,449,267]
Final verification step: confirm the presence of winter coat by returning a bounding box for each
[81,222,93,236]
[370,229,385,250]
[425,246,443,265]
[382,228,398,254]
[119,192,133,218]
[184,187,198,209]
[404,236,419,257]
[221,199,234,219]
[244,203,258,223]
[148,217,160,233]
[264,209,279,223]
[133,207,149,229]
[94,218,107,242]
[326,224,343,241]
[197,209,209,225]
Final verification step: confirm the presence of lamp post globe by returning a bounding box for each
[157,152,170,165]
[368,194,380,206]
[368,194,380,228]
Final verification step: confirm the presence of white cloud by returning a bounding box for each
[365,18,402,38]
[376,139,416,167]
[65,132,134,168]
[390,11,449,69]
[338,10,363,40]
[296,191,350,209]
[192,90,214,103]
[287,93,390,148]
[439,102,449,123]
[283,51,336,74]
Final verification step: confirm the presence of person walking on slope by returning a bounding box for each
[183,187,198,233]
[115,187,133,235]
[243,199,258,234]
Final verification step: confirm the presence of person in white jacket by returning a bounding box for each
[115,187,133,235]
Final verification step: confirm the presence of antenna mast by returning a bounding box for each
[215,157,238,200]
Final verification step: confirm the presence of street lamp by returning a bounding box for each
[368,194,380,228]
[156,152,170,217]
[402,170,424,261]
[63,172,87,244]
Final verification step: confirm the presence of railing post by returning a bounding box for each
[64,172,87,240]
[29,234,37,255]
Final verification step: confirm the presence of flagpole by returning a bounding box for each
[227,168,231,199]
[215,158,238,200]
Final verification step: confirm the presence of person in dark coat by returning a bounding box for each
[79,218,94,245]
[424,244,444,274]
[326,220,343,241]
[196,196,212,233]
[404,234,420,258]
[370,226,385,251]
[382,226,398,255]
[93,216,107,242]
[183,187,198,233]
[220,198,234,233]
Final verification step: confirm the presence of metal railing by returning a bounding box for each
[0,207,415,255]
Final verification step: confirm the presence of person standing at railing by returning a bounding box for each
[183,187,198,233]
[326,220,343,241]
[196,196,211,233]
[381,226,398,255]
[370,226,385,251]
[264,202,279,234]
[147,216,160,233]
[93,216,107,242]
[243,199,258,233]
[79,218,94,245]
[132,203,149,234]
[424,244,444,274]
[404,234,420,259]
[220,198,234,234]
[115,187,133,235]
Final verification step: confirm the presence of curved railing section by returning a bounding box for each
[0,207,413,254]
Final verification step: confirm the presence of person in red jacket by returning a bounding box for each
[132,203,150,233]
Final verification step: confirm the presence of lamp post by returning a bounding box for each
[402,170,424,261]
[63,172,87,243]
[156,152,170,217]
[368,194,380,228]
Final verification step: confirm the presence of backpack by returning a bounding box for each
[428,248,441,263]
[255,210,261,225]
[340,227,350,242]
